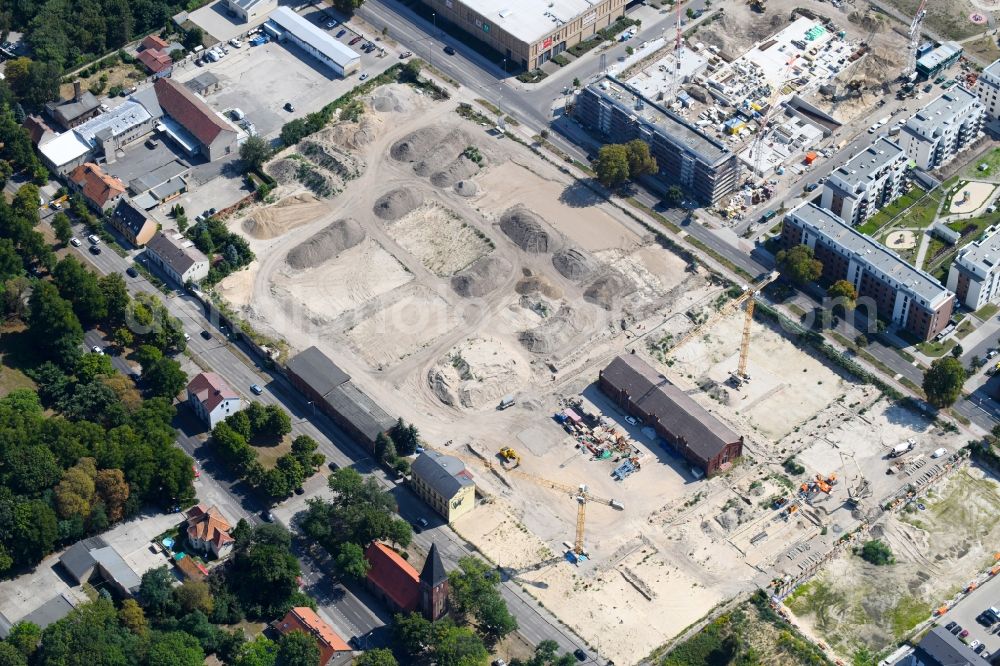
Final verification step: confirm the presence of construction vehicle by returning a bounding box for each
[665,271,779,387]
[498,447,521,467]
[889,439,916,458]
[902,0,927,82]
[749,0,765,12]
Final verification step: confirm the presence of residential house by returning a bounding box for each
[948,223,1000,310]
[896,625,986,665]
[185,504,235,559]
[819,137,909,228]
[410,451,476,522]
[186,372,242,428]
[45,82,101,130]
[272,607,351,665]
[68,162,126,212]
[898,86,985,171]
[144,231,210,285]
[109,198,157,246]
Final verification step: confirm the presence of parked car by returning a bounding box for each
[294,487,305,495]
[443,45,456,55]
[399,51,412,58]
[229,38,242,48]
[804,182,819,192]
[945,621,957,631]
[126,266,138,278]
[325,20,337,28]
[625,415,638,426]
[70,237,81,247]
[573,649,587,662]
[91,346,104,355]
[971,640,981,650]
[976,644,987,655]
[960,629,970,638]
[192,464,200,478]
[349,36,362,45]
[328,461,340,471]
[950,624,963,635]
[359,72,369,81]
[336,29,346,38]
[261,510,274,522]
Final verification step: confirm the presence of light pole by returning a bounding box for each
[430,12,436,69]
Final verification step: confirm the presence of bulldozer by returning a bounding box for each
[749,0,766,12]
[498,447,521,467]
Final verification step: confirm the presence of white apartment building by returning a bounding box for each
[948,224,1000,310]
[976,58,1000,120]
[897,86,984,171]
[820,137,908,227]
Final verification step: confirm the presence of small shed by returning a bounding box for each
[562,408,582,424]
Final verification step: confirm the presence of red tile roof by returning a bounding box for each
[141,34,170,51]
[186,504,234,551]
[274,607,350,665]
[364,542,419,612]
[69,162,125,207]
[154,78,234,148]
[187,372,238,413]
[138,48,173,74]
[174,553,206,581]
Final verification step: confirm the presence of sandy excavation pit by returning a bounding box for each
[242,193,329,240]
[386,203,495,277]
[428,336,534,409]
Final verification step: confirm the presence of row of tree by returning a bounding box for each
[593,140,657,189]
[374,418,421,476]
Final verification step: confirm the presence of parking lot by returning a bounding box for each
[186,0,274,43]
[938,572,1000,658]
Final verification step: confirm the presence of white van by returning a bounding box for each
[931,447,947,459]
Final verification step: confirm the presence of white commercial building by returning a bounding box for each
[976,58,1000,120]
[267,7,360,76]
[38,98,159,174]
[898,86,985,171]
[948,224,1000,311]
[226,0,276,22]
[820,137,908,227]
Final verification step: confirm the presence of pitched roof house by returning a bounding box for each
[68,162,126,211]
[141,34,170,51]
[185,504,235,559]
[109,198,156,246]
[153,78,237,161]
[186,372,242,428]
[364,542,420,613]
[411,451,476,522]
[138,48,173,75]
[272,607,351,665]
[145,231,210,285]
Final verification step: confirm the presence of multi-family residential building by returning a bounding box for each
[184,504,234,559]
[420,0,627,70]
[186,372,242,428]
[574,75,741,205]
[820,137,908,227]
[145,231,210,285]
[898,86,984,171]
[948,224,1000,310]
[976,58,1000,120]
[68,162,126,212]
[410,451,476,522]
[780,203,954,341]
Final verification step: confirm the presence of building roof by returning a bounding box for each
[174,553,207,581]
[826,137,906,195]
[904,85,981,139]
[274,607,350,664]
[600,354,740,462]
[141,34,170,51]
[590,76,734,166]
[232,0,273,10]
[325,381,396,442]
[364,542,420,612]
[59,537,107,582]
[69,162,126,207]
[287,346,351,395]
[19,595,75,632]
[89,546,141,592]
[451,0,601,44]
[269,7,360,68]
[46,90,100,125]
[40,99,156,169]
[420,543,447,588]
[146,231,209,277]
[24,114,53,144]
[153,77,236,148]
[953,223,1000,279]
[187,372,239,413]
[412,451,474,500]
[912,626,986,665]
[186,504,234,551]
[787,202,952,308]
[916,41,962,72]
[138,48,173,74]
[184,72,220,95]
[130,160,188,195]
[111,198,153,237]
[982,58,1000,86]
[59,537,140,593]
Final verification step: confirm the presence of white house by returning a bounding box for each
[185,504,234,559]
[145,231,209,285]
[186,372,242,428]
[898,86,985,171]
[226,0,276,22]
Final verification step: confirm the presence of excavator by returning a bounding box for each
[498,447,521,468]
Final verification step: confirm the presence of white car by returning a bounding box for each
[70,237,81,247]
[91,346,104,355]
[625,415,638,426]
[931,447,947,459]
[359,72,369,81]
[229,38,242,48]
[87,234,101,245]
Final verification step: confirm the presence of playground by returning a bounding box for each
[948,181,997,215]
[885,230,917,250]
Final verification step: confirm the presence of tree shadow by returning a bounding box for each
[559,179,606,208]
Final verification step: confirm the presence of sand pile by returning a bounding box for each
[454,180,479,197]
[584,272,634,310]
[430,156,482,188]
[451,255,511,298]
[285,218,365,270]
[267,158,299,185]
[499,206,558,253]
[428,337,529,409]
[320,114,381,151]
[389,126,476,177]
[370,84,422,114]
[241,193,327,240]
[518,306,581,353]
[515,271,562,299]
[373,188,424,221]
[552,248,599,281]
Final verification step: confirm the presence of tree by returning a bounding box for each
[951,344,964,359]
[336,542,370,580]
[139,567,179,618]
[183,27,204,50]
[624,139,656,179]
[827,279,857,312]
[401,59,422,83]
[664,185,684,208]
[100,273,131,327]
[52,212,73,245]
[239,135,271,173]
[332,0,366,14]
[859,539,894,565]
[53,458,97,519]
[775,245,823,285]
[174,580,214,615]
[355,648,398,666]
[76,351,114,382]
[228,524,302,619]
[141,356,187,399]
[572,77,580,87]
[96,468,130,521]
[146,631,205,666]
[118,599,147,636]
[449,557,517,644]
[262,405,292,439]
[28,281,84,368]
[0,643,27,666]
[275,630,320,666]
[594,144,630,189]
[922,357,966,408]
[5,622,41,659]
[233,635,278,666]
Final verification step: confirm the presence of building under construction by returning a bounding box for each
[598,353,743,476]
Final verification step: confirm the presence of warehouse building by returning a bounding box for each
[285,346,395,449]
[780,203,954,341]
[420,0,626,70]
[599,353,743,476]
[227,0,276,22]
[411,451,476,522]
[947,224,1000,311]
[898,86,984,171]
[820,137,908,228]
[153,78,239,161]
[574,76,740,205]
[267,7,360,76]
[145,231,210,285]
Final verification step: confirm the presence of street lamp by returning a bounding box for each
[430,12,436,69]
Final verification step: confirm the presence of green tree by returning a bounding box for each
[664,185,684,208]
[228,524,302,619]
[139,567,179,618]
[827,279,857,311]
[0,643,27,666]
[100,273,131,327]
[448,556,517,644]
[28,281,84,368]
[233,635,278,666]
[922,356,966,408]
[775,244,823,285]
[624,139,657,179]
[401,59,422,83]
[5,622,41,659]
[76,351,114,382]
[858,539,894,565]
[118,599,147,636]
[239,135,271,173]
[336,542,370,580]
[174,580,214,615]
[952,344,964,359]
[275,630,320,666]
[9,500,58,566]
[355,648,398,666]
[146,631,205,666]
[332,0,366,14]
[594,144,630,189]
[141,356,187,399]
[52,212,73,245]
[183,27,204,50]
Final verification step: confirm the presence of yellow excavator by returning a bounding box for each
[498,447,521,467]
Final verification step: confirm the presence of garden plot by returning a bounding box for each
[386,203,495,277]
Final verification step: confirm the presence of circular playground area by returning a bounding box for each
[949,181,997,215]
[885,230,917,250]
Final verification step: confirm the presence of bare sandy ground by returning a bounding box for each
[386,203,494,277]
[950,181,997,215]
[242,193,328,240]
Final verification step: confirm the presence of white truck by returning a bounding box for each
[889,438,916,458]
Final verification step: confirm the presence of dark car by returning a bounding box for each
[200,330,212,340]
[349,36,362,45]
[261,510,274,522]
[89,245,102,255]
[126,266,138,277]
[294,487,305,495]
[945,621,957,631]
[573,648,587,662]
[951,624,963,635]
[336,29,346,38]
[976,644,987,654]
[328,461,340,471]
[443,45,456,55]
[284,102,294,112]
[804,182,819,192]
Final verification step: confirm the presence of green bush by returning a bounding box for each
[858,539,894,565]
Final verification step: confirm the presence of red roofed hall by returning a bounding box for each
[364,542,420,613]
[138,48,173,75]
[186,372,242,428]
[141,34,170,51]
[153,78,237,161]
[185,504,235,559]
[68,162,125,211]
[272,607,350,665]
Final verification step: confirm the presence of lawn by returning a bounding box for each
[252,434,292,470]
[975,303,1000,320]
[859,186,929,236]
[916,338,956,358]
[961,147,1000,180]
[955,319,975,340]
[0,322,39,397]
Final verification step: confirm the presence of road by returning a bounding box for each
[61,218,603,661]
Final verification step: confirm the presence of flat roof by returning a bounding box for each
[905,85,980,137]
[453,0,602,45]
[827,137,905,194]
[286,346,351,396]
[788,203,951,307]
[270,6,360,67]
[40,100,156,169]
[591,76,734,165]
[955,223,1000,276]
[131,159,188,194]
[982,57,1000,84]
[39,131,92,168]
[917,41,962,71]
